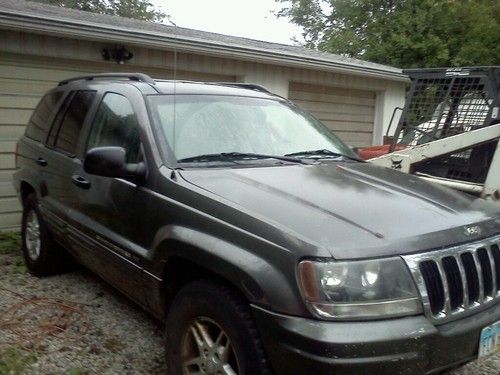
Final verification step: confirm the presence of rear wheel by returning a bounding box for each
[21,193,70,276]
[24,208,41,261]
[165,280,271,375]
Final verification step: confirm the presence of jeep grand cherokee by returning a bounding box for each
[14,73,500,374]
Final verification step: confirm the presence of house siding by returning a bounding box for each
[0,29,406,230]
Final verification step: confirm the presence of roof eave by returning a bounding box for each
[0,10,409,82]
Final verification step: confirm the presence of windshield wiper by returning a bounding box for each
[284,149,362,162]
[177,152,309,164]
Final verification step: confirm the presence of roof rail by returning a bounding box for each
[212,82,272,94]
[58,73,156,86]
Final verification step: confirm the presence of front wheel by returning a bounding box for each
[165,280,271,375]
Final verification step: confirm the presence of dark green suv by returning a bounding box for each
[14,73,500,374]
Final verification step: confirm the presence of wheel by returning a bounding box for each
[165,280,271,375]
[21,193,69,276]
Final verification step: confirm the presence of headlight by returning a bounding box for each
[297,257,422,320]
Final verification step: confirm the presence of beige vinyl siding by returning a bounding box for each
[0,58,236,230]
[288,82,376,148]
[0,61,72,229]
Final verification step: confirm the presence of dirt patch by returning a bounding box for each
[0,232,167,374]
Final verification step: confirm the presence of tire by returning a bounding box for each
[21,193,69,277]
[165,280,272,375]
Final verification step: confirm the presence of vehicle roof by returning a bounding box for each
[55,76,281,99]
[153,80,277,98]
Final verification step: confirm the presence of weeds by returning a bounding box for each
[0,232,25,274]
[11,258,26,275]
[67,368,90,375]
[0,347,36,375]
[0,232,21,255]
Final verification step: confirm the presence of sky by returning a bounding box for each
[151,0,304,45]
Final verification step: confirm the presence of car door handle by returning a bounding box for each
[36,157,47,166]
[72,175,91,189]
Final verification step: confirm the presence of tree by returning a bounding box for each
[34,0,166,23]
[276,0,500,68]
[109,0,166,22]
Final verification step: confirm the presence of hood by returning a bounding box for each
[179,162,500,259]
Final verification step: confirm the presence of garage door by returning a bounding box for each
[0,58,236,230]
[288,82,376,148]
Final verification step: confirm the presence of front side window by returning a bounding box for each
[54,91,96,154]
[87,93,141,163]
[26,91,64,142]
[148,95,356,163]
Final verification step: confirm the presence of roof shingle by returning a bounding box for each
[0,0,405,79]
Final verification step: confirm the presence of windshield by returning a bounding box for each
[148,95,357,163]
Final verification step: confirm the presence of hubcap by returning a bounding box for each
[181,317,240,375]
[25,209,41,260]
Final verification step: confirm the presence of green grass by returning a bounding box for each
[67,368,90,375]
[0,347,36,375]
[12,257,27,274]
[0,232,26,274]
[0,232,21,255]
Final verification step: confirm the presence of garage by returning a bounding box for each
[289,82,376,148]
[0,0,408,230]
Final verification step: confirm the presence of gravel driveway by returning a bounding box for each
[0,232,498,374]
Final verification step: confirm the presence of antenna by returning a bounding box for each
[167,16,178,82]
[167,16,178,158]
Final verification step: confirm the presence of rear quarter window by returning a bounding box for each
[25,91,64,142]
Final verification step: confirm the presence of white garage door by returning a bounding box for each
[289,82,376,148]
[0,58,236,230]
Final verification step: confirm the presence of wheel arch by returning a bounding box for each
[158,239,268,313]
[20,181,36,205]
[147,225,302,318]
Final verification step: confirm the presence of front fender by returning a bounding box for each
[146,225,308,316]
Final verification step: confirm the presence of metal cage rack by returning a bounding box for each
[388,67,500,184]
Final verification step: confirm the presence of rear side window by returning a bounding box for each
[54,91,96,155]
[25,91,63,142]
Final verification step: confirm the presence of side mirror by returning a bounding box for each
[83,147,146,182]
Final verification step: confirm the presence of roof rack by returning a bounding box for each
[58,73,156,86]
[211,82,272,94]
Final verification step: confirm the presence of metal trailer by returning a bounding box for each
[367,67,500,201]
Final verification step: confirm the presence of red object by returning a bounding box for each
[357,144,407,160]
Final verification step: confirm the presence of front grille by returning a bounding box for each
[419,260,445,315]
[441,256,463,310]
[403,235,500,323]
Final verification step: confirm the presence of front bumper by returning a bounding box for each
[252,302,500,374]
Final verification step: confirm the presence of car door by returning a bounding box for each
[41,90,97,243]
[68,91,151,306]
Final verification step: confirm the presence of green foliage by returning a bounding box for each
[277,0,500,68]
[33,0,166,22]
[110,0,166,22]
[0,231,26,273]
[0,347,36,375]
[12,256,27,274]
[0,231,21,255]
[34,0,108,13]
[67,368,90,375]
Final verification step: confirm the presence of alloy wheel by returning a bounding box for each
[181,317,240,375]
[25,209,41,260]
